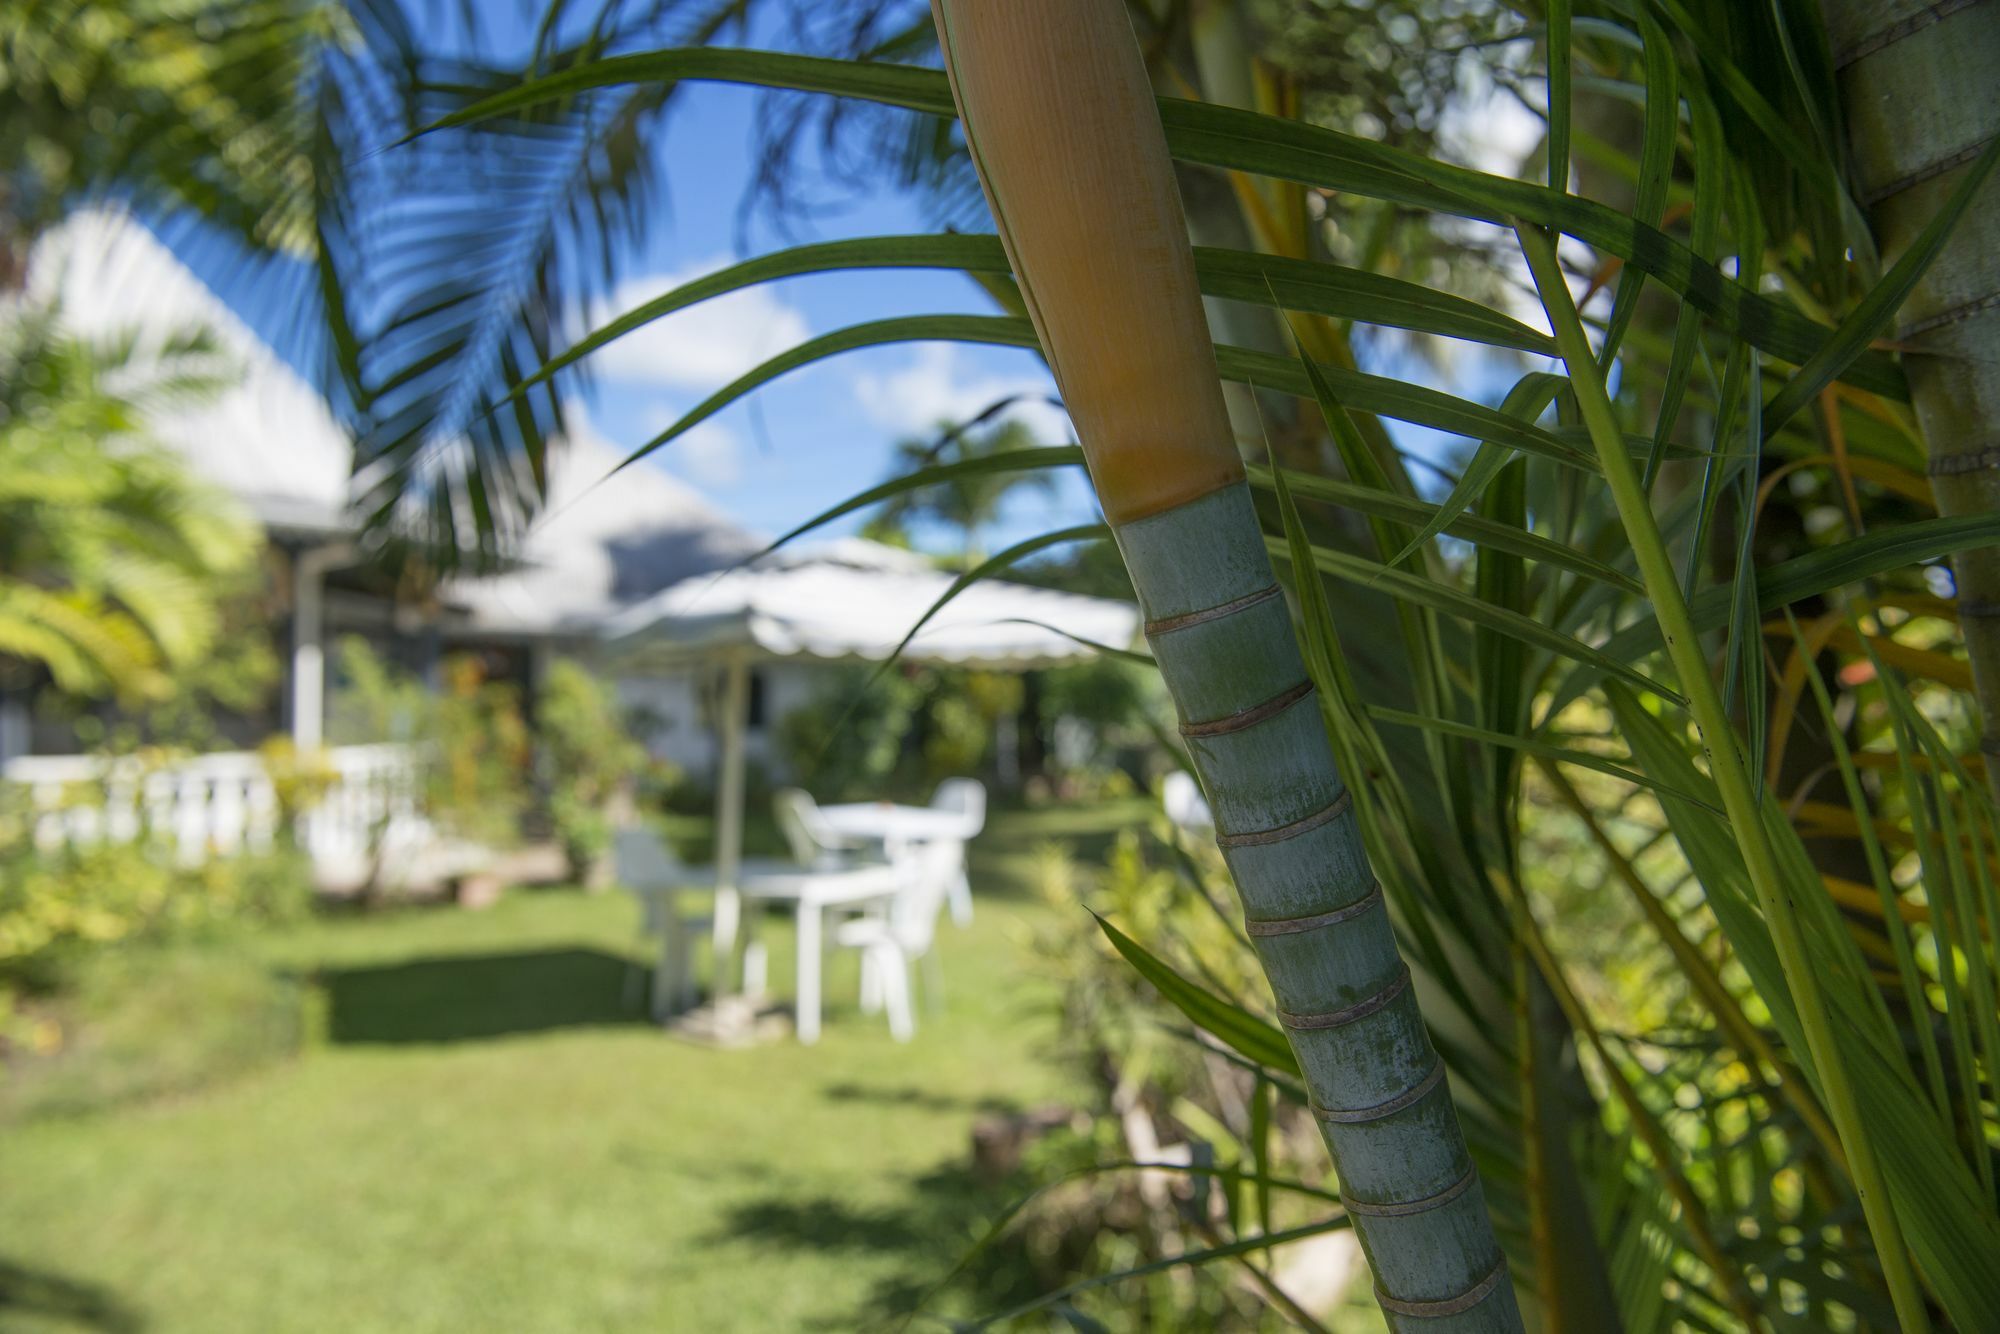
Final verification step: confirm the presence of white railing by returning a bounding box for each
[1,743,427,874]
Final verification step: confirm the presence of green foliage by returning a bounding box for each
[0,309,260,701]
[0,946,304,1123]
[534,657,651,873]
[0,840,310,1042]
[431,656,532,849]
[329,637,532,849]
[438,11,2000,1326]
[776,664,926,800]
[863,417,1058,566]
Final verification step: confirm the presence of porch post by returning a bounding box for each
[290,544,352,751]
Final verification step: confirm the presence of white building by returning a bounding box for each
[7,211,1138,794]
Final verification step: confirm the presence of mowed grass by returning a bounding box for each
[0,803,1147,1333]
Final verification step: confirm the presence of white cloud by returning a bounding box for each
[590,258,809,389]
[852,343,1071,443]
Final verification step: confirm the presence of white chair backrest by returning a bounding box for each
[891,836,963,955]
[614,825,684,888]
[930,778,987,838]
[613,825,683,932]
[773,788,844,868]
[1161,771,1213,832]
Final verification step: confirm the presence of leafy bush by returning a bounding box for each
[329,636,532,848]
[776,664,925,799]
[534,657,652,877]
[0,840,310,1057]
[0,842,310,986]
[432,654,531,848]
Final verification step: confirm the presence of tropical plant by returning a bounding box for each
[865,415,1058,567]
[534,656,649,878]
[2,0,751,562]
[327,637,530,849]
[408,0,2000,1326]
[1816,0,2000,787]
[937,7,1519,1327]
[0,309,260,701]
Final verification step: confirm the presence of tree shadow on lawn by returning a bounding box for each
[707,1162,1057,1329]
[320,948,645,1044]
[0,1257,145,1332]
[819,1080,1019,1116]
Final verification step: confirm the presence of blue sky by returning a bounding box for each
[568,75,1104,549]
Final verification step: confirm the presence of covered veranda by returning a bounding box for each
[597,540,1141,1025]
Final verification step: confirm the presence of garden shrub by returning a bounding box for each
[329,636,532,848]
[0,842,310,1045]
[534,657,652,880]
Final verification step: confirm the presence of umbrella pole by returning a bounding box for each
[711,651,749,992]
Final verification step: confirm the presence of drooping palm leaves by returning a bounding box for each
[0,311,260,699]
[3,0,756,565]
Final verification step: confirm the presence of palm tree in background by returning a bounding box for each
[865,414,1059,568]
[2,0,749,565]
[0,310,259,699]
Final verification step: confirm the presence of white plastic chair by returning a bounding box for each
[614,825,710,1020]
[774,787,866,869]
[836,836,960,1041]
[929,778,986,925]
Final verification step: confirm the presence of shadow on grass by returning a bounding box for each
[0,1257,144,1331]
[820,1080,1018,1117]
[708,1163,1054,1329]
[321,948,644,1044]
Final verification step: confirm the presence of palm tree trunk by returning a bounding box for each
[931,3,1520,1327]
[1823,0,2000,795]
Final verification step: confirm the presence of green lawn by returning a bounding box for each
[0,805,1147,1333]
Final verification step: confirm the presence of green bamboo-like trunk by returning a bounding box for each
[1823,0,2000,792]
[933,3,1520,1327]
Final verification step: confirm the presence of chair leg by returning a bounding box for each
[672,922,699,1013]
[652,920,681,1023]
[878,943,914,1042]
[947,870,973,926]
[921,945,945,1017]
[858,949,882,1014]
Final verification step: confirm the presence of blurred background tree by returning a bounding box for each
[0,309,259,702]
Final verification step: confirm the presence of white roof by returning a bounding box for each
[28,213,1137,667]
[29,212,765,627]
[28,210,356,535]
[601,539,1140,669]
[444,410,762,636]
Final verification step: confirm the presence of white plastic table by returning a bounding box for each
[818,802,975,846]
[634,856,904,1043]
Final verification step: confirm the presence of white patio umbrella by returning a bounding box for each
[598,538,1140,970]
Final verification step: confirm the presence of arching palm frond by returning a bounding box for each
[0,310,260,699]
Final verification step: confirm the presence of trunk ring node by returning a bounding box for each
[1340,1158,1477,1218]
[1178,678,1315,738]
[1280,963,1410,1031]
[1315,1057,1447,1127]
[1215,787,1352,848]
[1141,582,1282,635]
[1374,1258,1511,1319]
[1245,881,1383,936]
